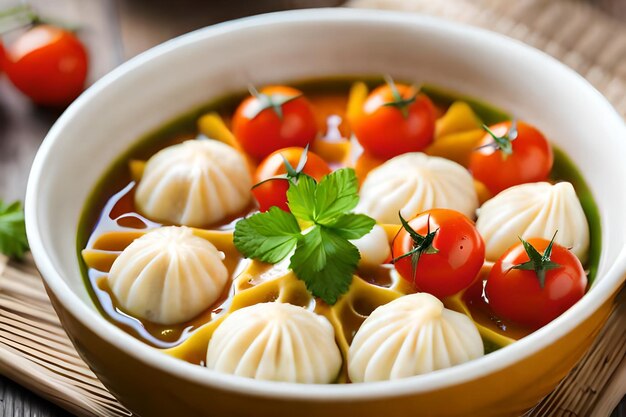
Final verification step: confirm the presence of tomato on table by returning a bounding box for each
[252,146,330,212]
[350,78,436,160]
[4,25,88,106]
[469,121,553,195]
[0,41,5,73]
[232,85,318,160]
[485,235,586,329]
[392,208,485,299]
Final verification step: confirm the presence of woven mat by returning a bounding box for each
[2,1,626,416]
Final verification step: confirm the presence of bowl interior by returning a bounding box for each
[26,8,626,395]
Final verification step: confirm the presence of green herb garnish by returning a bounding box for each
[232,207,301,264]
[511,231,561,288]
[0,200,29,260]
[234,168,375,304]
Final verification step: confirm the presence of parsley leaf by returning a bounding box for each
[286,174,317,223]
[314,168,360,225]
[234,168,376,304]
[233,207,301,264]
[0,200,29,260]
[325,213,376,240]
[286,168,360,226]
[290,227,359,305]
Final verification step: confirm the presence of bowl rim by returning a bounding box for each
[25,7,626,400]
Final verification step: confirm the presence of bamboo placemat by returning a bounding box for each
[0,254,130,416]
[1,0,625,416]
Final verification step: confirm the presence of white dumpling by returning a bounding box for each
[108,226,228,325]
[206,303,342,383]
[356,153,478,224]
[135,139,252,227]
[351,224,390,266]
[348,293,483,382]
[476,182,589,262]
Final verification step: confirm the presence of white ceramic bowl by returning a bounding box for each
[25,9,626,417]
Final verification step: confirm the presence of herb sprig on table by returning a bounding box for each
[234,168,375,305]
[0,200,29,260]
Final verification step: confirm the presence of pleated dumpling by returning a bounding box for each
[135,139,252,227]
[476,182,589,262]
[108,226,228,325]
[356,153,478,224]
[206,303,342,383]
[348,293,483,382]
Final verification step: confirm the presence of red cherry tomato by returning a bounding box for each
[232,86,318,160]
[4,25,88,106]
[469,121,553,195]
[351,83,436,160]
[252,147,330,212]
[0,41,5,73]
[392,208,485,299]
[485,237,586,329]
[252,179,291,213]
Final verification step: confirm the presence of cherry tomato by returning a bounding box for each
[351,82,436,160]
[4,25,88,106]
[392,208,485,298]
[252,147,330,212]
[469,121,553,195]
[232,86,318,160]
[0,41,5,73]
[485,237,586,329]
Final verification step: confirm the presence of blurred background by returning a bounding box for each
[0,0,625,416]
[1,0,625,201]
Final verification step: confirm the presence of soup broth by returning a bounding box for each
[78,77,601,381]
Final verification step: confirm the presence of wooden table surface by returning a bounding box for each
[0,0,623,416]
